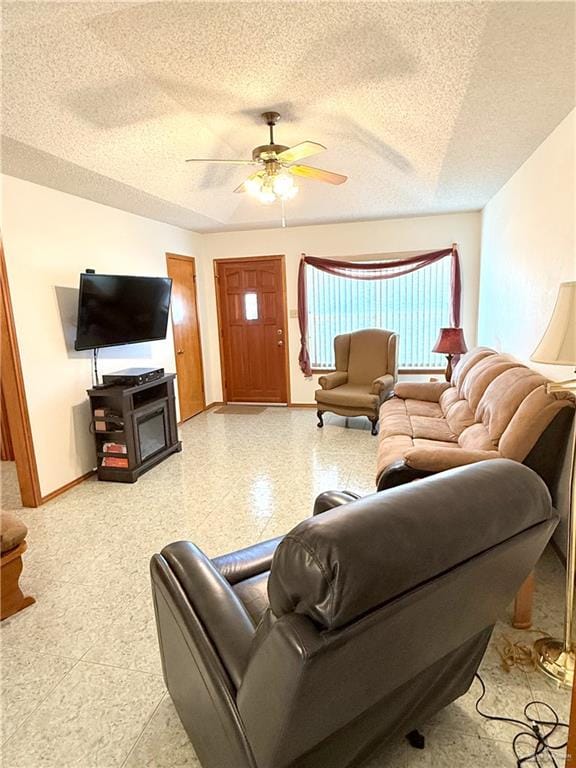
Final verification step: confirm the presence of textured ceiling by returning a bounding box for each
[2,1,575,232]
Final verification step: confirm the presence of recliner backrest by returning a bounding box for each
[236,461,556,768]
[339,328,397,385]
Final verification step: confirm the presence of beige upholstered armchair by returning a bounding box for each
[315,329,398,435]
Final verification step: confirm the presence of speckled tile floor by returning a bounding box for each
[0,407,571,767]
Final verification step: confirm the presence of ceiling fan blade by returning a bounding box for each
[290,165,347,185]
[277,141,326,164]
[185,158,257,165]
[233,171,263,193]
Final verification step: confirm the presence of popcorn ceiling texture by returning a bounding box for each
[2,1,574,232]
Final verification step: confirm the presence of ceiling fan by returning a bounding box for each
[185,111,347,204]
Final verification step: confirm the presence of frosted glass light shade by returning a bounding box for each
[531,281,576,365]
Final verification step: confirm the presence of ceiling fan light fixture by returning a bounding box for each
[272,171,295,197]
[257,179,277,204]
[244,176,263,198]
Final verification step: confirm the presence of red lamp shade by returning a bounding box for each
[432,327,468,355]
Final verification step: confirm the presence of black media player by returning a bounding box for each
[102,367,165,387]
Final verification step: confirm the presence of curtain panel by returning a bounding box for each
[298,246,461,376]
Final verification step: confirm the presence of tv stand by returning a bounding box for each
[87,374,181,483]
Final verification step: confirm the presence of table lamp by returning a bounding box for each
[531,280,576,687]
[432,327,468,381]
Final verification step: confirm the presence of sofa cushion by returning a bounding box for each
[458,423,496,452]
[411,416,457,443]
[452,348,497,392]
[499,385,575,462]
[443,399,477,436]
[405,399,443,419]
[380,397,408,417]
[412,438,459,451]
[377,434,414,474]
[316,383,379,409]
[461,354,523,412]
[439,387,460,413]
[477,368,547,442]
[378,413,413,439]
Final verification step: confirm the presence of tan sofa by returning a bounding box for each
[376,347,575,492]
[315,329,398,435]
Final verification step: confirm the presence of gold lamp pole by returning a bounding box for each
[531,281,576,687]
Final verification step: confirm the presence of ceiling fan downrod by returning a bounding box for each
[261,111,281,145]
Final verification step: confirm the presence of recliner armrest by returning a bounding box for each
[371,374,395,397]
[160,541,255,688]
[394,381,451,402]
[318,371,348,390]
[213,537,282,585]
[313,490,361,516]
[405,447,502,473]
[376,460,434,491]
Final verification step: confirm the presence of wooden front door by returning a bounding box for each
[166,254,205,421]
[215,256,289,404]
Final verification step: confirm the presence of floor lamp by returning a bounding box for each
[531,281,576,687]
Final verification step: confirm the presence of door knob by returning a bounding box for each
[177,349,184,355]
[277,340,284,347]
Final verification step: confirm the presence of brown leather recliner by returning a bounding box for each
[150,461,557,768]
[315,328,398,435]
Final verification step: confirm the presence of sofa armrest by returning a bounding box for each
[213,537,283,585]
[394,381,451,402]
[318,371,348,390]
[313,490,361,516]
[405,447,501,473]
[159,541,255,688]
[371,374,395,397]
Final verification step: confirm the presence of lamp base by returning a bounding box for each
[533,637,575,687]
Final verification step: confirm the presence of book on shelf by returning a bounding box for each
[101,456,129,469]
[102,442,127,454]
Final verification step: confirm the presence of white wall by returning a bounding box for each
[1,175,201,497]
[478,109,575,380]
[479,109,575,556]
[199,212,482,404]
[1,174,481,498]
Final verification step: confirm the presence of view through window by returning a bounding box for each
[306,257,451,369]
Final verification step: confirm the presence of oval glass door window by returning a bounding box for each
[244,292,259,320]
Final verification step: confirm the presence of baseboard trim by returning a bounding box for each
[41,469,96,505]
[288,403,317,408]
[205,401,224,410]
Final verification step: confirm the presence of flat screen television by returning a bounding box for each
[74,273,173,351]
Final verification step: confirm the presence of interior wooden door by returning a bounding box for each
[1,385,15,461]
[215,256,289,403]
[166,254,205,421]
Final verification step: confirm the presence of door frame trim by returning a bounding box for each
[166,253,206,421]
[1,239,42,507]
[213,255,291,405]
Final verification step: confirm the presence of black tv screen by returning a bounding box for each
[74,273,172,351]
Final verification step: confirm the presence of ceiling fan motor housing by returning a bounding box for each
[252,144,289,162]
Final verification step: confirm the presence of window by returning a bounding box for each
[306,257,451,369]
[244,292,259,320]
